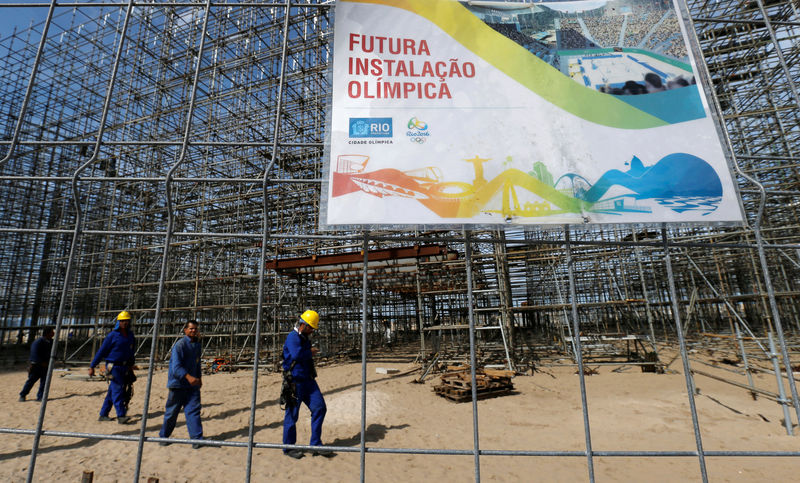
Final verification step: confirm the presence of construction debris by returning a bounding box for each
[433,366,515,402]
[576,367,599,376]
[206,355,236,374]
[60,373,106,381]
[412,353,441,384]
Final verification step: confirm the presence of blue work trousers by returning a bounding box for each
[283,378,326,450]
[20,364,47,400]
[159,387,203,439]
[100,365,129,417]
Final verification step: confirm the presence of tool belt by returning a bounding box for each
[280,360,298,410]
[105,362,136,383]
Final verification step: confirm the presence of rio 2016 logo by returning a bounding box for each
[406,117,430,144]
[408,117,427,130]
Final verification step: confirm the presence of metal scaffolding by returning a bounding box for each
[0,0,798,481]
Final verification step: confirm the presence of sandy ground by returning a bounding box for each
[1,350,799,482]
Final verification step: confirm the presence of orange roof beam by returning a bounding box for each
[265,245,451,270]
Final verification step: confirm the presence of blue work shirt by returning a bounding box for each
[282,329,315,380]
[30,336,52,365]
[167,335,202,389]
[91,329,135,368]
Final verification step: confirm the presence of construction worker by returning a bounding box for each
[383,320,393,351]
[282,309,333,459]
[159,320,204,448]
[89,311,136,424]
[18,327,55,402]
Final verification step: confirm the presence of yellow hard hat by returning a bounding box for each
[300,310,319,329]
[117,311,132,321]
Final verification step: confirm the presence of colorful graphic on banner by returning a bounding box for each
[324,0,743,226]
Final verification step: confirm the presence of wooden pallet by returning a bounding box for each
[434,367,514,402]
[434,384,513,402]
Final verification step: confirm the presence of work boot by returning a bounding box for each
[117,416,132,424]
[98,415,112,422]
[284,449,304,459]
[18,395,25,402]
[158,441,172,447]
[311,448,336,458]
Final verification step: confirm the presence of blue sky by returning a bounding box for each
[0,2,49,41]
[0,2,110,44]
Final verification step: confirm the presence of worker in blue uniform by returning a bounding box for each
[159,319,204,448]
[282,309,333,459]
[19,326,55,402]
[89,311,136,424]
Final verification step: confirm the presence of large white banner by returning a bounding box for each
[323,0,743,227]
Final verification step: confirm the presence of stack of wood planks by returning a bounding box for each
[433,366,514,402]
